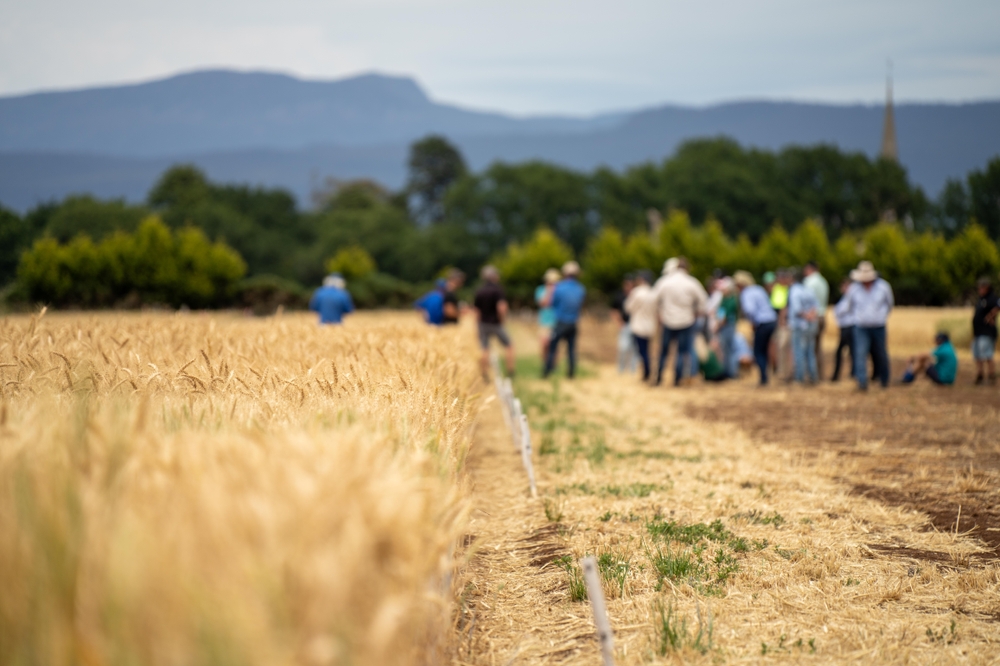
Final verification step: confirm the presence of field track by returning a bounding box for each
[459,318,999,664]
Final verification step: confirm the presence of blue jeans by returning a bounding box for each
[792,323,819,383]
[854,325,889,388]
[633,334,651,380]
[717,322,738,379]
[753,321,777,385]
[656,324,694,386]
[617,324,637,374]
[544,321,578,378]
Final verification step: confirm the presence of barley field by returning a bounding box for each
[0,310,481,666]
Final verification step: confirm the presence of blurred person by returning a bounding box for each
[714,276,740,379]
[802,261,830,378]
[972,277,999,385]
[901,332,957,386]
[773,269,793,380]
[544,261,586,379]
[611,273,638,374]
[535,268,561,360]
[415,279,446,325]
[309,273,355,325]
[694,336,730,382]
[830,278,857,381]
[653,257,708,387]
[442,268,465,325]
[733,330,754,373]
[841,261,894,390]
[734,270,777,385]
[474,265,515,380]
[787,267,820,384]
[625,269,658,382]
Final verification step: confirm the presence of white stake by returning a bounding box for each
[581,556,615,666]
[519,413,537,498]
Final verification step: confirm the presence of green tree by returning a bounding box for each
[861,224,910,285]
[325,245,377,280]
[494,228,573,305]
[44,195,148,242]
[967,158,1000,241]
[946,224,1000,300]
[407,136,468,224]
[583,227,639,294]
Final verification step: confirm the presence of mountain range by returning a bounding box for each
[1,69,998,212]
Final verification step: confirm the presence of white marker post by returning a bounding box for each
[511,397,524,452]
[581,556,615,666]
[519,413,537,498]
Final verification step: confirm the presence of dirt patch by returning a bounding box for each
[683,363,1000,559]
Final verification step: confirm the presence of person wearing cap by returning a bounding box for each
[787,267,820,384]
[901,332,957,386]
[415,278,447,325]
[544,261,586,379]
[535,268,561,361]
[442,268,465,325]
[625,269,658,381]
[309,273,354,325]
[803,261,830,379]
[652,257,708,386]
[972,277,999,385]
[474,265,515,379]
[734,270,777,385]
[830,278,856,381]
[612,273,637,374]
[841,260,894,390]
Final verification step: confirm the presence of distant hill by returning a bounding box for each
[1,69,998,212]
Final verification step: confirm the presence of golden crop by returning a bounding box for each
[0,311,482,666]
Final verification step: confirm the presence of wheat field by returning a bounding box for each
[0,310,482,666]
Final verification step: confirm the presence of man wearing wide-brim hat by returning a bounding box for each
[840,260,895,390]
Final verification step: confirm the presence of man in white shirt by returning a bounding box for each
[802,261,830,379]
[652,257,708,386]
[624,270,658,381]
[841,261,894,390]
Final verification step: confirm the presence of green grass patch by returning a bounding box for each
[596,546,632,597]
[732,510,786,527]
[554,555,587,602]
[653,601,714,656]
[555,482,663,498]
[646,518,731,544]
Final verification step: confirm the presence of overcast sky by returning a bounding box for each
[1,0,998,115]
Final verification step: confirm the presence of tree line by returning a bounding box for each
[1,136,998,309]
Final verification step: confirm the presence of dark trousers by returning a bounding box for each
[656,324,695,386]
[854,325,889,388]
[753,321,777,385]
[633,334,651,380]
[831,325,855,380]
[544,321,578,378]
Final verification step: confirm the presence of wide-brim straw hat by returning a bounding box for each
[850,260,878,282]
[733,270,755,287]
[662,257,679,275]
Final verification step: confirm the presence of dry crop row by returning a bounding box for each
[0,311,482,666]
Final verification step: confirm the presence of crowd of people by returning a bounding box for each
[307,256,1000,390]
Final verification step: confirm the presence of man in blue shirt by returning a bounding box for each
[841,261,894,390]
[309,273,354,325]
[543,261,586,379]
[787,268,820,384]
[902,332,957,385]
[734,270,777,385]
[415,279,446,325]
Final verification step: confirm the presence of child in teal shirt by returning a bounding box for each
[902,332,957,385]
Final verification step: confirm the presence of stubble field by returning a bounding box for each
[1,308,997,665]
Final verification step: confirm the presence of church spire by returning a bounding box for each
[880,61,898,162]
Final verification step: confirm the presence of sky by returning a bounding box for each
[1,0,998,115]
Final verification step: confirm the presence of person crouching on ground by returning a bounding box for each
[543,261,586,379]
[535,268,561,360]
[474,265,515,381]
[734,270,777,385]
[309,273,354,324]
[902,332,957,386]
[972,277,999,385]
[625,269,658,382]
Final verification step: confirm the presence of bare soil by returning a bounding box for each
[682,357,1000,560]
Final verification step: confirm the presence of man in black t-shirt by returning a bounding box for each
[442,269,465,325]
[972,278,1000,385]
[474,265,515,380]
